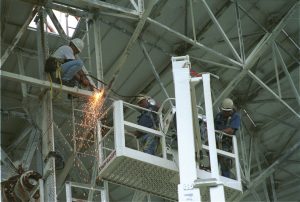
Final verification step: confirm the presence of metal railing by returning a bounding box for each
[200,127,242,182]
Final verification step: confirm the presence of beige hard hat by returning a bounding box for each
[221,98,234,111]
[71,38,84,52]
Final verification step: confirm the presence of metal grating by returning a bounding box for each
[99,156,178,201]
[99,155,242,201]
[200,186,242,201]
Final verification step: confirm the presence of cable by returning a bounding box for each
[86,74,143,99]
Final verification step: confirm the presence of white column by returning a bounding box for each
[202,74,226,202]
[113,100,125,155]
[172,56,201,202]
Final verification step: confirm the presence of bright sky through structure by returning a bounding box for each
[28,9,80,37]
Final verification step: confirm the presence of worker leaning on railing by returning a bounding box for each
[214,98,241,178]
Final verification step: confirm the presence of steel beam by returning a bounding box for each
[0,70,93,97]
[234,140,300,201]
[254,141,270,202]
[190,56,241,70]
[74,0,138,16]
[274,43,300,105]
[272,43,282,98]
[93,17,104,88]
[36,10,57,202]
[281,29,300,51]
[45,8,69,41]
[107,0,157,90]
[1,6,39,68]
[213,2,299,107]
[21,128,40,170]
[17,54,28,97]
[247,70,300,118]
[140,41,172,105]
[172,56,201,201]
[6,125,33,152]
[201,0,242,62]
[234,0,245,62]
[147,17,242,67]
[1,147,18,179]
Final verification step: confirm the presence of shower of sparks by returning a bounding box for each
[82,89,106,127]
[75,88,106,153]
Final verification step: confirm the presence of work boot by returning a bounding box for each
[62,79,78,87]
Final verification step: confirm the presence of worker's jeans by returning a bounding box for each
[219,141,232,178]
[61,59,83,81]
[139,134,158,155]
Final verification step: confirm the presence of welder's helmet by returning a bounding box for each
[71,38,84,52]
[221,98,234,111]
[136,94,150,104]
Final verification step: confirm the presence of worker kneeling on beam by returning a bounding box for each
[214,98,241,178]
[135,94,160,155]
[45,38,93,90]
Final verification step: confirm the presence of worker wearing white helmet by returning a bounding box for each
[46,38,92,89]
[135,94,160,155]
[214,98,241,178]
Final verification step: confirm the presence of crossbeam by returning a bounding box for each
[0,70,93,97]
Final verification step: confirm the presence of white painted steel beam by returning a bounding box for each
[0,70,93,97]
[22,129,40,170]
[101,180,109,202]
[45,8,69,41]
[172,56,201,201]
[148,17,242,67]
[78,0,139,16]
[274,43,300,105]
[201,0,242,63]
[140,41,173,106]
[107,0,157,90]
[93,18,104,88]
[17,54,28,97]
[202,73,225,202]
[36,11,57,202]
[114,101,125,155]
[234,0,245,62]
[213,2,299,107]
[247,70,300,118]
[234,140,300,201]
[272,43,282,98]
[1,7,39,68]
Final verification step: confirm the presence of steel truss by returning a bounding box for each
[1,0,300,201]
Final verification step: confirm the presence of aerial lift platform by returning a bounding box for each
[97,56,242,201]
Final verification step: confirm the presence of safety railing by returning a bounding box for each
[200,124,241,182]
[98,100,172,170]
[65,181,104,202]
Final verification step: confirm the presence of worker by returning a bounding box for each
[135,94,160,155]
[45,38,92,89]
[214,98,241,178]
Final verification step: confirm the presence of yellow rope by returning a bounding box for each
[47,73,53,99]
[54,61,63,98]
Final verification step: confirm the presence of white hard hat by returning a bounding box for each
[221,98,234,111]
[71,38,84,52]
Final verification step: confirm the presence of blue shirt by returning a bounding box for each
[214,111,240,134]
[137,105,159,129]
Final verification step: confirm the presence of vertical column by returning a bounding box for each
[36,9,57,202]
[113,100,125,155]
[65,182,72,202]
[202,74,225,202]
[100,181,110,202]
[93,17,104,88]
[172,56,201,202]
